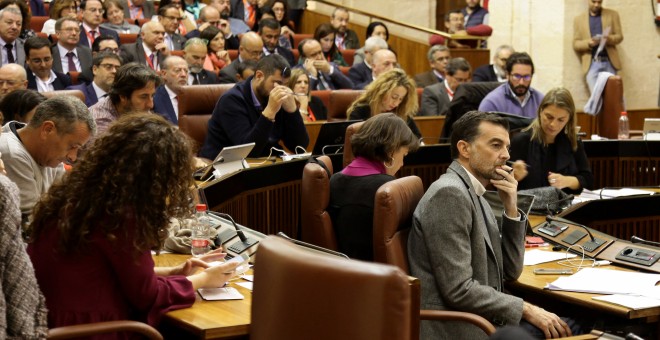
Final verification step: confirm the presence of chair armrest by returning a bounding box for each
[47,320,163,340]
[420,309,496,336]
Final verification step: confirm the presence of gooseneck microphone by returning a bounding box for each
[546,215,605,252]
[207,211,258,254]
[631,236,660,249]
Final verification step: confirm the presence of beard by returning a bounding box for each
[509,82,530,97]
[255,82,270,108]
[189,65,203,74]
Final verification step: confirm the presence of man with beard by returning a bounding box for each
[200,54,308,158]
[478,52,543,119]
[66,52,122,107]
[184,38,218,85]
[408,111,574,339]
[473,45,514,83]
[462,0,489,28]
[153,56,188,125]
[259,18,295,67]
[329,7,359,50]
[573,0,623,93]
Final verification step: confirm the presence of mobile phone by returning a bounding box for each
[538,223,568,237]
[533,268,573,275]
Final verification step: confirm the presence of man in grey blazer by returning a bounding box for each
[0,8,25,67]
[408,111,572,339]
[52,18,93,75]
[419,57,471,116]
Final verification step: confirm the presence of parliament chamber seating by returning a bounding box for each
[340,49,355,66]
[293,34,312,49]
[300,156,337,250]
[327,90,363,121]
[31,16,49,32]
[135,18,151,27]
[42,90,85,103]
[119,34,138,45]
[342,121,364,167]
[596,75,624,139]
[177,84,234,149]
[67,71,81,85]
[48,320,162,339]
[49,34,59,44]
[338,66,350,76]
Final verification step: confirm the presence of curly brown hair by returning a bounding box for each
[30,113,196,255]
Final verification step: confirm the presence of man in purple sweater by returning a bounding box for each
[478,52,544,119]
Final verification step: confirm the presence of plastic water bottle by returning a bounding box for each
[618,111,629,140]
[191,204,211,257]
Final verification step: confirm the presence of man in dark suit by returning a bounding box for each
[78,0,120,49]
[408,111,572,339]
[52,18,93,75]
[0,8,26,66]
[120,22,169,71]
[218,32,263,83]
[183,38,218,85]
[259,18,295,67]
[353,48,395,90]
[330,7,359,50]
[119,0,155,19]
[184,6,240,50]
[473,45,513,83]
[24,37,71,92]
[154,56,188,124]
[348,36,387,88]
[200,54,309,159]
[297,39,353,90]
[67,51,122,106]
[413,45,451,88]
[158,5,187,51]
[420,57,472,116]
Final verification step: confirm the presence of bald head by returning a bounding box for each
[372,49,397,78]
[239,32,264,62]
[141,22,166,50]
[199,6,220,24]
[0,64,28,96]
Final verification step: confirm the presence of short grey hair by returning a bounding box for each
[446,57,471,76]
[28,96,96,136]
[364,36,388,53]
[427,44,449,61]
[494,45,514,58]
[0,7,22,20]
[184,37,207,50]
[160,55,185,70]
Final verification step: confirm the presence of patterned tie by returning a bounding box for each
[149,53,155,70]
[5,43,14,64]
[66,52,77,72]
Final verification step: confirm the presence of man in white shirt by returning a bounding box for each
[24,37,71,93]
[120,21,169,71]
[52,17,93,75]
[67,51,122,106]
[0,8,25,66]
[78,0,119,48]
[154,56,188,124]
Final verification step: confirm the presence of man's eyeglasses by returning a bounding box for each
[61,27,81,33]
[98,63,120,71]
[163,15,183,21]
[99,48,120,54]
[30,57,53,65]
[0,80,20,86]
[511,73,532,82]
[86,8,105,14]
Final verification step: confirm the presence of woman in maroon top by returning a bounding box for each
[28,113,238,336]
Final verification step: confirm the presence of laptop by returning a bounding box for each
[482,191,536,232]
[312,120,361,155]
[195,143,255,181]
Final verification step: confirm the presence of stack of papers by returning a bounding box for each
[575,188,654,203]
[524,250,576,266]
[546,268,660,295]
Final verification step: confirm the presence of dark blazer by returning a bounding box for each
[295,62,353,91]
[153,85,178,124]
[266,46,295,67]
[218,59,240,84]
[339,29,360,50]
[200,75,309,158]
[347,62,371,89]
[27,70,71,91]
[119,0,156,19]
[185,30,240,50]
[230,0,252,27]
[78,25,120,49]
[472,64,498,82]
[120,42,164,69]
[190,69,218,85]
[413,70,442,88]
[30,0,46,16]
[51,45,93,74]
[66,82,99,107]
[308,96,327,120]
[168,33,186,51]
[420,82,450,116]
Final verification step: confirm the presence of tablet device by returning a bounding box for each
[195,143,255,181]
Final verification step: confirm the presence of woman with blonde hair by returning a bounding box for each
[510,87,593,194]
[347,68,421,138]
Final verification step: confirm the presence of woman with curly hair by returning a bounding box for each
[0,0,35,39]
[347,68,421,138]
[28,113,239,330]
[313,23,347,66]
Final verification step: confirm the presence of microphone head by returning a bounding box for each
[545,215,555,223]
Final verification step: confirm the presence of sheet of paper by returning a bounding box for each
[197,287,245,301]
[593,294,660,310]
[524,249,576,266]
[599,188,654,197]
[594,26,610,58]
[235,282,253,291]
[546,268,660,295]
[240,275,254,282]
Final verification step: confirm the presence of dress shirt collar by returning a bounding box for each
[34,70,57,92]
[57,43,77,58]
[505,82,532,107]
[142,42,154,56]
[460,164,486,197]
[249,79,261,110]
[82,22,98,32]
[432,69,445,82]
[91,81,107,99]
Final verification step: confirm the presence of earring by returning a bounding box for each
[384,159,394,168]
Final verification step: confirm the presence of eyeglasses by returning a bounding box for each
[511,73,532,82]
[29,57,53,65]
[0,80,20,86]
[61,27,81,33]
[86,8,105,14]
[163,15,183,21]
[98,63,120,70]
[100,47,120,54]
[244,48,263,58]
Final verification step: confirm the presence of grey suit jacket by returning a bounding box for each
[120,0,155,19]
[2,39,25,66]
[408,161,526,339]
[51,45,93,74]
[413,70,441,88]
[420,82,450,116]
[218,59,240,84]
[120,42,164,69]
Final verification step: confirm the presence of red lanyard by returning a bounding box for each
[144,52,155,70]
[127,0,144,18]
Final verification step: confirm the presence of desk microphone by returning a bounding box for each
[631,236,660,249]
[546,215,605,252]
[207,211,258,254]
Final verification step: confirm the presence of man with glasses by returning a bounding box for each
[51,17,93,77]
[420,57,472,116]
[297,38,353,90]
[154,56,188,124]
[0,8,25,66]
[183,38,218,85]
[119,0,155,20]
[25,37,71,92]
[0,63,27,97]
[184,5,239,50]
[479,52,544,119]
[92,35,120,56]
[67,51,122,106]
[120,21,169,71]
[218,31,263,83]
[414,45,451,88]
[78,0,119,49]
[473,44,514,83]
[201,54,308,158]
[158,5,187,51]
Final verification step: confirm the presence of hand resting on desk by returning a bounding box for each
[155,248,240,289]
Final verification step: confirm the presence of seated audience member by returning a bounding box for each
[52,17,93,75]
[420,57,472,116]
[101,0,141,34]
[120,21,169,71]
[348,68,421,138]
[478,52,544,119]
[462,0,489,27]
[297,38,353,90]
[67,51,123,107]
[353,21,389,65]
[185,5,239,50]
[159,0,196,35]
[119,0,154,19]
[208,0,250,35]
[473,44,513,82]
[414,45,451,88]
[154,56,188,124]
[159,4,188,51]
[0,168,48,339]
[259,18,295,67]
[287,68,326,122]
[92,35,121,56]
[0,64,28,97]
[268,0,294,49]
[354,48,397,90]
[199,26,231,76]
[200,54,309,158]
[27,113,239,331]
[348,36,387,88]
[0,89,46,123]
[89,63,160,137]
[314,23,347,66]
[185,38,219,85]
[329,7,359,50]
[0,96,94,217]
[218,31,263,83]
[408,110,576,339]
[78,0,120,49]
[0,0,35,40]
[235,59,256,81]
[25,37,72,92]
[41,0,78,35]
[428,9,492,49]
[330,113,418,261]
[511,87,593,195]
[0,8,26,66]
